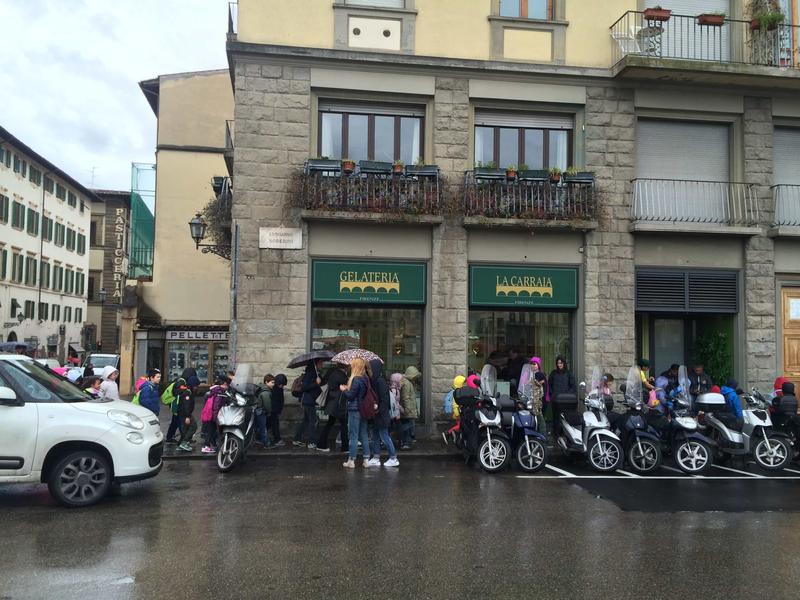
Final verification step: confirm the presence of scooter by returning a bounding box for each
[697,387,792,471]
[473,365,513,473]
[616,366,662,474]
[556,367,623,472]
[767,388,800,461]
[216,376,258,473]
[510,364,548,472]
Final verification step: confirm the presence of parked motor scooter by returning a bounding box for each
[616,366,662,474]
[768,387,800,461]
[511,364,548,472]
[556,367,623,472]
[216,365,258,473]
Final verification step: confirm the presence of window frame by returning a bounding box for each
[318,109,425,163]
[26,208,39,236]
[11,201,25,229]
[55,184,66,200]
[498,0,554,20]
[0,194,9,224]
[473,124,573,169]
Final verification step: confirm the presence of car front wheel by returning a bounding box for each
[48,450,112,508]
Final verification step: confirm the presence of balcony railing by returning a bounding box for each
[298,166,442,215]
[464,172,597,221]
[632,178,759,227]
[774,184,800,226]
[611,11,800,69]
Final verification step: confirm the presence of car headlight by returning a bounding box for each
[108,410,144,430]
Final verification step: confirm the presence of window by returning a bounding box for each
[42,216,53,242]
[67,191,77,207]
[344,0,405,6]
[319,104,424,164]
[0,146,8,167]
[53,265,63,292]
[66,228,76,251]
[11,253,23,283]
[26,208,39,236]
[88,275,95,300]
[40,261,50,289]
[499,0,552,19]
[54,223,65,246]
[64,307,72,322]
[11,201,25,229]
[44,176,54,194]
[77,233,86,255]
[24,257,37,287]
[75,308,82,323]
[24,300,35,319]
[0,194,8,223]
[75,272,85,295]
[0,248,6,280]
[29,166,42,186]
[473,114,572,170]
[52,304,60,322]
[90,218,100,246]
[38,302,49,321]
[65,269,74,294]
[80,201,85,214]
[56,183,66,200]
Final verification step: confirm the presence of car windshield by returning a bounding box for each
[0,359,91,403]
[87,355,117,369]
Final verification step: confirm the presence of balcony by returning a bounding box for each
[631,178,761,235]
[611,11,800,89]
[297,160,443,223]
[770,184,800,236]
[463,171,597,229]
[224,120,234,176]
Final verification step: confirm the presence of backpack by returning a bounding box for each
[291,375,304,398]
[160,382,176,406]
[359,378,378,420]
[131,391,141,405]
[200,395,214,422]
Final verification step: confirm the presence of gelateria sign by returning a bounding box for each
[312,260,426,304]
[470,265,578,308]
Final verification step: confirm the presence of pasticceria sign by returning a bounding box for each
[470,265,578,308]
[312,260,426,304]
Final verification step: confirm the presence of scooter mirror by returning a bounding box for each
[579,381,586,389]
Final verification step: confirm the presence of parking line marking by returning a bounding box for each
[660,465,696,477]
[712,464,764,478]
[515,475,800,481]
[544,464,575,477]
[782,467,800,475]
[616,469,641,478]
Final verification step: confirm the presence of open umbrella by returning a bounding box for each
[286,349,334,369]
[331,349,383,365]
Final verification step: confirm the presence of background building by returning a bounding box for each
[0,126,93,362]
[226,0,800,432]
[118,70,234,393]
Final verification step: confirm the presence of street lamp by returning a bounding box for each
[187,212,231,260]
[17,313,25,324]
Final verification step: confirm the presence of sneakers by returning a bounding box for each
[342,459,355,469]
[201,446,215,454]
[366,457,381,467]
[316,446,330,453]
[166,437,180,445]
[178,442,192,452]
[307,443,317,450]
[384,457,400,467]
[272,440,285,447]
[400,444,412,451]
[292,440,306,447]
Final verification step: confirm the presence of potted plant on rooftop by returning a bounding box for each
[643,5,672,22]
[748,0,784,30]
[697,11,726,26]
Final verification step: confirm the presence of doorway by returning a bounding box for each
[782,287,800,379]
[653,318,684,376]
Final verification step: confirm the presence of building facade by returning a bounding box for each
[226,0,800,431]
[0,126,93,361]
[119,70,234,393]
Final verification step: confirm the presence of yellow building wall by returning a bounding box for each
[238,0,334,47]
[504,28,552,62]
[415,0,492,60]
[157,71,234,148]
[144,150,231,324]
[565,0,635,67]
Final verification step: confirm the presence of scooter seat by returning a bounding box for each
[564,411,583,428]
[716,412,744,432]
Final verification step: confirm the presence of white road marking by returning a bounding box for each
[515,475,800,480]
[712,464,765,478]
[660,465,699,477]
[616,469,641,478]
[782,467,800,475]
[544,464,575,477]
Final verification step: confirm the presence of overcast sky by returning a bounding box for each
[0,0,228,192]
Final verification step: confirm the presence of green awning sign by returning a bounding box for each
[312,260,426,305]
[470,265,578,308]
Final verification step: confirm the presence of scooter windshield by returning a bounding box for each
[518,364,534,401]
[480,364,497,397]
[625,365,642,406]
[591,366,603,396]
[678,365,691,401]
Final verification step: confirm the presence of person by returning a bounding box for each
[638,358,655,393]
[83,376,102,398]
[660,364,680,390]
[200,376,230,453]
[180,367,202,396]
[520,362,546,435]
[317,363,349,453]
[139,369,162,416]
[399,366,420,450]
[504,349,526,394]
[548,355,576,438]
[689,363,713,399]
[293,359,323,449]
[256,374,274,447]
[164,378,185,444]
[368,359,399,467]
[176,379,196,452]
[772,381,798,429]
[99,366,121,401]
[442,375,466,444]
[531,357,549,410]
[270,374,287,447]
[718,378,744,430]
[14,344,26,355]
[339,357,372,468]
[83,362,94,380]
[770,376,789,404]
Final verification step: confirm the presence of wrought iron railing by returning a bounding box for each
[611,11,800,68]
[773,184,800,226]
[299,170,442,214]
[464,173,596,221]
[632,178,759,226]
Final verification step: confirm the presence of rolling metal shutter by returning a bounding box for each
[344,0,404,7]
[636,269,738,313]
[318,100,425,117]
[774,127,800,185]
[474,110,574,130]
[636,119,729,181]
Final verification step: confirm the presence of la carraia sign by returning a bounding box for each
[313,260,426,304]
[470,265,578,308]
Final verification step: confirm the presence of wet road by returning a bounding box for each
[2,457,800,599]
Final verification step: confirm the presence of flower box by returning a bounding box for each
[643,8,672,22]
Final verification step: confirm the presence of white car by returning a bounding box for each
[0,354,163,507]
[83,353,120,377]
[35,358,62,371]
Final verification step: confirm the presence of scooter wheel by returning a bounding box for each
[477,437,511,473]
[587,438,623,472]
[626,438,662,474]
[674,440,713,475]
[516,438,548,473]
[217,433,243,473]
[753,436,791,471]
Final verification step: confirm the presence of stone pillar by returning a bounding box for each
[582,86,636,381]
[743,96,776,391]
[429,77,470,421]
[232,62,311,376]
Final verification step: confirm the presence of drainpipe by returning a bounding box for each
[37,171,51,356]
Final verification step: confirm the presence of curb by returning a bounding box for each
[163,450,459,461]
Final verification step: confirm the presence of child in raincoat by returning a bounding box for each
[442,375,466,444]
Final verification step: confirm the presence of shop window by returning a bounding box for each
[475,125,570,170]
[319,105,424,164]
[499,0,552,20]
[167,341,229,384]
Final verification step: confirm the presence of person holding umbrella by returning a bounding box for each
[339,357,373,468]
[293,358,324,448]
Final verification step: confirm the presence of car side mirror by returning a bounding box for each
[0,386,22,406]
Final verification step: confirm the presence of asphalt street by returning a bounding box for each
[3,456,800,600]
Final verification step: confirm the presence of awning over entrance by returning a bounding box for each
[69,343,85,353]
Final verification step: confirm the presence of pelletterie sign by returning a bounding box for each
[259,227,302,249]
